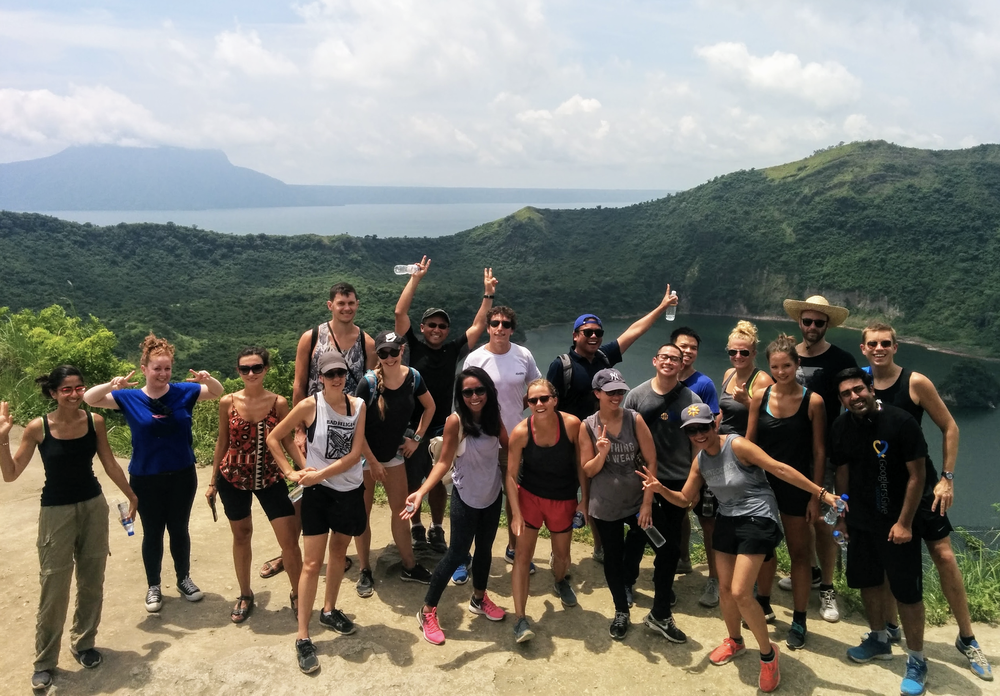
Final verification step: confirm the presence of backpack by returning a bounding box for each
[361,368,423,409]
[558,349,610,397]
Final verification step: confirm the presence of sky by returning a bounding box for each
[1,0,998,189]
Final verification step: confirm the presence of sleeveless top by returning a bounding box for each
[451,428,503,509]
[38,412,102,507]
[306,393,363,492]
[697,435,779,522]
[220,398,281,491]
[718,368,762,435]
[874,367,938,489]
[585,408,644,521]
[308,323,367,397]
[756,386,814,477]
[520,413,578,501]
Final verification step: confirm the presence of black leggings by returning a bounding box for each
[593,514,644,613]
[623,491,687,619]
[130,466,198,587]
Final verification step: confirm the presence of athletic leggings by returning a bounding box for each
[593,514,644,613]
[424,487,502,607]
[129,466,198,587]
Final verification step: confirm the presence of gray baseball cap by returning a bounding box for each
[592,368,629,392]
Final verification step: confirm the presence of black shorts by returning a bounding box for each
[766,472,812,518]
[713,514,783,561]
[215,475,295,522]
[300,483,367,537]
[846,526,923,604]
[405,436,434,492]
[916,501,953,543]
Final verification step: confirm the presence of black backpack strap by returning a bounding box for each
[558,353,572,397]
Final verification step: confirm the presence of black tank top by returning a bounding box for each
[520,413,578,500]
[38,413,102,507]
[756,386,813,477]
[719,368,761,436]
[874,368,938,490]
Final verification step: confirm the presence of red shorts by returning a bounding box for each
[518,486,577,534]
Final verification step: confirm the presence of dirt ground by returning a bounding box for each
[1,425,997,695]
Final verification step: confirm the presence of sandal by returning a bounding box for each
[290,591,299,620]
[344,556,353,574]
[260,556,284,579]
[231,594,254,623]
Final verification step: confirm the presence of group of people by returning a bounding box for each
[0,258,992,695]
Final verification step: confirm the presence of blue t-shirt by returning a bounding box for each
[113,382,201,476]
[682,371,720,415]
[546,340,624,420]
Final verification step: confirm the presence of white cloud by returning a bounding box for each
[214,28,298,77]
[555,95,601,116]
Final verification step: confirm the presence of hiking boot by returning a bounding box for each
[295,638,320,674]
[759,644,781,693]
[177,576,204,602]
[643,612,687,643]
[469,592,505,621]
[609,611,630,640]
[427,526,448,553]
[505,546,535,574]
[31,670,52,690]
[625,585,634,609]
[452,554,471,585]
[145,585,163,613]
[554,578,577,607]
[410,524,428,551]
[819,588,840,622]
[356,568,374,598]
[785,621,806,650]
[319,607,356,635]
[513,616,535,643]
[699,577,720,608]
[847,633,893,663]
[956,636,994,681]
[900,655,928,696]
[418,607,445,645]
[73,648,103,669]
[710,637,746,665]
[400,562,432,584]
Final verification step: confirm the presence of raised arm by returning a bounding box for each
[912,372,959,514]
[465,268,498,350]
[84,370,139,410]
[616,283,679,353]
[394,256,431,337]
[93,414,138,520]
[0,405,41,482]
[185,369,224,401]
[580,420,607,478]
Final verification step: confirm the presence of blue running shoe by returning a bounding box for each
[956,636,994,681]
[452,554,472,585]
[847,634,893,663]
[900,655,928,696]
[504,546,536,574]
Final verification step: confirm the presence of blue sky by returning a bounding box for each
[1,0,998,188]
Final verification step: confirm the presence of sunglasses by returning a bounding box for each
[604,389,627,397]
[377,347,402,359]
[655,353,683,363]
[727,349,751,357]
[866,340,893,349]
[489,319,513,329]
[461,386,488,398]
[579,328,604,338]
[322,368,348,379]
[58,385,87,395]
[424,321,449,330]
[527,395,552,405]
[684,423,712,434]
[801,318,827,328]
[238,363,265,375]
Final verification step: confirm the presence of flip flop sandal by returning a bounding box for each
[290,591,299,620]
[259,556,284,579]
[344,556,353,573]
[231,594,254,623]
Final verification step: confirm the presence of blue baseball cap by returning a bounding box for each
[574,314,602,331]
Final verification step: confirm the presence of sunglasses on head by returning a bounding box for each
[377,347,401,359]
[527,395,552,405]
[684,423,712,434]
[58,385,87,395]
[423,321,449,330]
[579,328,604,338]
[489,319,513,329]
[801,318,827,328]
[866,340,893,349]
[322,368,348,379]
[238,363,265,375]
[727,349,751,357]
[461,386,488,398]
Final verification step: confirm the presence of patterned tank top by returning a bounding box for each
[308,323,367,397]
[220,398,281,491]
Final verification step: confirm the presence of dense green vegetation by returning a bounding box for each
[939,359,1000,409]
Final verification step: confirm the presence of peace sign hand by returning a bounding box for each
[596,424,611,457]
[110,371,139,390]
[413,256,431,280]
[186,369,211,384]
[484,268,498,296]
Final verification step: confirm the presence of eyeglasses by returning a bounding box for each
[377,347,401,359]
[838,385,869,399]
[527,395,552,405]
[424,322,449,330]
[461,386,488,398]
[489,319,513,329]
[238,363,265,375]
[801,318,827,328]
[579,328,604,338]
[727,349,751,357]
[866,340,893,349]
[322,369,348,379]
[604,389,627,397]
[655,353,683,363]
[684,423,712,434]
[57,385,87,395]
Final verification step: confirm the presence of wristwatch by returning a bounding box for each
[941,471,954,481]
[412,433,424,443]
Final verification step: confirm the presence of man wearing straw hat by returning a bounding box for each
[780,295,858,624]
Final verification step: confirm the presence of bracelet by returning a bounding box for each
[817,486,827,501]
[483,294,495,299]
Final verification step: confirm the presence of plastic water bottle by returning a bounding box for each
[572,510,586,529]
[636,514,667,547]
[394,264,420,275]
[700,487,716,517]
[832,529,847,546]
[288,485,304,503]
[116,500,135,536]
[822,494,848,525]
[664,290,678,321]
[405,502,415,514]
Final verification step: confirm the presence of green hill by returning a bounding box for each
[2,140,998,371]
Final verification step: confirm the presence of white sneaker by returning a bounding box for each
[777,576,793,591]
[819,588,840,623]
[699,577,720,607]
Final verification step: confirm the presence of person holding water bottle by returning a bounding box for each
[1,366,137,691]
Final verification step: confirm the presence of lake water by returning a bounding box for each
[523,313,1000,530]
[38,201,642,238]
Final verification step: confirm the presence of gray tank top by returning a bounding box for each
[696,435,778,522]
[585,408,644,521]
[308,323,367,397]
[306,393,363,492]
[451,430,503,509]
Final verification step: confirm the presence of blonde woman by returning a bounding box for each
[719,321,773,437]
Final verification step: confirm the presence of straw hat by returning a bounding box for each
[783,295,849,327]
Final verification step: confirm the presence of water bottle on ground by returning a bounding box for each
[664,290,678,321]
[394,264,420,275]
[115,500,134,536]
[572,510,586,529]
[700,487,716,517]
[822,494,848,526]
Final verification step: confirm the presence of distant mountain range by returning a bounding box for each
[0,146,668,210]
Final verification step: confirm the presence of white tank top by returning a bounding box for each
[306,393,363,492]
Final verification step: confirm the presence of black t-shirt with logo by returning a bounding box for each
[404,326,469,431]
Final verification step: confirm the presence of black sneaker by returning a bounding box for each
[554,578,578,607]
[400,562,432,584]
[145,585,163,613]
[643,612,687,643]
[609,611,630,640]
[296,638,320,674]
[73,647,103,669]
[625,585,634,609]
[319,607,356,635]
[177,576,204,602]
[356,568,374,598]
[31,670,52,690]
[786,621,806,650]
[411,525,428,551]
[427,526,448,553]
